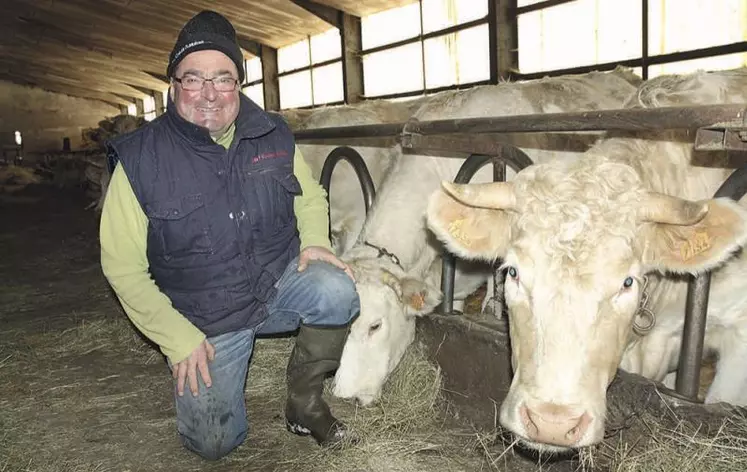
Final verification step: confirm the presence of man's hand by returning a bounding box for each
[172,339,215,397]
[298,246,355,282]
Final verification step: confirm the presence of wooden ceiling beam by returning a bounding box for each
[290,0,342,28]
[236,36,262,57]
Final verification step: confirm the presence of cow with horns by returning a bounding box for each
[426,68,747,451]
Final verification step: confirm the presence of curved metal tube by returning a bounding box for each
[319,146,376,213]
[439,145,534,316]
[673,165,747,402]
[318,146,377,245]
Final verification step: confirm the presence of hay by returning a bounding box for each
[0,165,41,193]
[580,411,747,472]
[237,337,485,472]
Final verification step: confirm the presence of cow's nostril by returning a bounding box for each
[519,404,539,437]
[522,403,591,447]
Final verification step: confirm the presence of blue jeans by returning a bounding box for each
[172,257,359,460]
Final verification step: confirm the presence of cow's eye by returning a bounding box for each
[369,321,382,334]
[507,266,518,279]
[622,277,635,289]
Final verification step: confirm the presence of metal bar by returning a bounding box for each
[278,57,341,79]
[294,104,746,141]
[516,0,576,15]
[419,0,426,93]
[491,156,508,332]
[241,78,263,88]
[360,17,489,57]
[675,274,711,400]
[641,0,649,80]
[295,122,405,140]
[517,41,747,81]
[674,166,747,401]
[362,79,491,101]
[319,146,377,240]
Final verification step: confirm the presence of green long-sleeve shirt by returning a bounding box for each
[100,124,331,363]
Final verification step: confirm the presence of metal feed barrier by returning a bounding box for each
[302,103,747,403]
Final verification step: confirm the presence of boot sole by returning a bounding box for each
[285,419,312,437]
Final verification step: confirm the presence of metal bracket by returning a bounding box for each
[694,124,747,152]
[400,117,421,150]
[693,110,747,167]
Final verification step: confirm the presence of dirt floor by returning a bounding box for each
[3,184,747,472]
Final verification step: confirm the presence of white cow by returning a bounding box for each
[426,68,747,452]
[278,98,426,254]
[332,68,641,406]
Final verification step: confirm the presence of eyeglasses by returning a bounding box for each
[174,75,239,92]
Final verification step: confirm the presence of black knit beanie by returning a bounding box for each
[167,10,245,83]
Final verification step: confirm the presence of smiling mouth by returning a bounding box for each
[196,107,221,113]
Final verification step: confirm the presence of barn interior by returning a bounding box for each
[1,1,747,471]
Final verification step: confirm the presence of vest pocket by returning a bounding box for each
[144,194,214,258]
[266,172,302,231]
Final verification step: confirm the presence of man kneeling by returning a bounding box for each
[100,10,359,460]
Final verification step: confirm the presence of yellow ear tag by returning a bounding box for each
[448,218,471,246]
[408,292,426,310]
[679,230,711,261]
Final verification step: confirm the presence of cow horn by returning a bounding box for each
[441,181,516,210]
[638,192,708,225]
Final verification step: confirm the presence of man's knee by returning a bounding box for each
[300,262,358,325]
[179,422,248,461]
[175,390,249,461]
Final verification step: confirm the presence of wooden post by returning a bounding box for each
[489,0,519,82]
[153,87,166,116]
[261,46,280,111]
[340,12,364,103]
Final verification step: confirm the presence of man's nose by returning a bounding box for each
[201,81,218,100]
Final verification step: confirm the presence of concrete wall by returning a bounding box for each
[0,81,119,157]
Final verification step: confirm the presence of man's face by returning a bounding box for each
[171,50,240,137]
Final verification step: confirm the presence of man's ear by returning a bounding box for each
[639,197,747,274]
[426,183,514,262]
[400,276,442,316]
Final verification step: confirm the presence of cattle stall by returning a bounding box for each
[298,100,747,467]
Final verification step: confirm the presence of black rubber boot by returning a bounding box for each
[285,324,357,448]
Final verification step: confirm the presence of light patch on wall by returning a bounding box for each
[14,130,22,146]
[278,27,343,109]
[242,83,265,109]
[143,96,156,122]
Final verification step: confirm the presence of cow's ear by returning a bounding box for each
[426,183,514,261]
[639,197,747,274]
[399,276,442,316]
